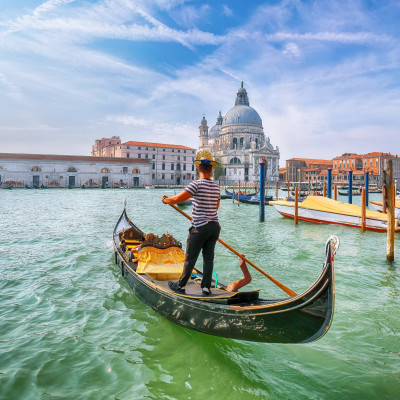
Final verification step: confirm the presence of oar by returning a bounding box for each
[167,203,297,297]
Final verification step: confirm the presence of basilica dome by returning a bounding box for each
[222,84,262,128]
[223,105,262,127]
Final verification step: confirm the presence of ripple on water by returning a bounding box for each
[0,189,399,400]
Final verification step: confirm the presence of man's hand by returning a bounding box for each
[162,195,168,204]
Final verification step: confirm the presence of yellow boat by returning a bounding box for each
[270,196,399,232]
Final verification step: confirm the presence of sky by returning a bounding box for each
[0,0,399,166]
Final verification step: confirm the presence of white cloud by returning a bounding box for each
[222,5,233,17]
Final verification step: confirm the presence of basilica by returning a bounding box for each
[198,83,280,183]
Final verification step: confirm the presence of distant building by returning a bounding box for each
[92,139,197,186]
[198,83,280,183]
[0,153,150,188]
[92,136,121,157]
[282,152,400,188]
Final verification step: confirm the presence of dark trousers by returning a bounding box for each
[178,221,221,289]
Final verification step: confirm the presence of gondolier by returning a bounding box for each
[162,152,221,296]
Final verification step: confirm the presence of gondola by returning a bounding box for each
[225,189,273,203]
[113,207,338,343]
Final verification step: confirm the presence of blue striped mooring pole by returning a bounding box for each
[259,158,266,222]
[327,168,332,199]
[365,170,369,206]
[348,169,353,204]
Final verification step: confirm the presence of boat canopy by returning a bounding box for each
[270,196,389,221]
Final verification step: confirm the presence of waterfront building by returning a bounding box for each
[198,83,280,184]
[285,158,333,184]
[92,136,121,157]
[0,153,150,188]
[92,139,197,186]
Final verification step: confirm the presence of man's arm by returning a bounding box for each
[162,190,192,205]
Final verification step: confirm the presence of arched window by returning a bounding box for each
[255,138,258,148]
[239,137,244,148]
[67,167,77,172]
[101,168,110,173]
[132,169,140,174]
[32,166,41,172]
[230,157,241,164]
[162,163,165,170]
[177,163,181,171]
[233,138,238,149]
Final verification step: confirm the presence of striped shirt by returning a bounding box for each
[184,178,220,227]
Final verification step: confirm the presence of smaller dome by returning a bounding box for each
[209,124,221,139]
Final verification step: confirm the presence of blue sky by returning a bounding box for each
[0,0,399,165]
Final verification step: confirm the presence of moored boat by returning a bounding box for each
[370,200,400,217]
[113,207,338,343]
[225,189,273,203]
[270,196,400,232]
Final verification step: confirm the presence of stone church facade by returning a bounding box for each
[198,83,280,183]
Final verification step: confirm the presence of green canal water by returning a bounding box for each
[0,189,399,400]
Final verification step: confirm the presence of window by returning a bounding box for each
[138,147,141,150]
[152,163,155,170]
[177,163,181,171]
[152,174,155,179]
[178,156,180,160]
[101,168,110,173]
[163,149,165,152]
[162,174,165,179]
[240,137,244,148]
[184,150,186,153]
[233,138,238,148]
[184,157,186,161]
[67,167,77,172]
[127,146,130,149]
[171,164,174,170]
[132,169,140,174]
[146,147,148,150]
[183,165,186,171]
[172,149,174,152]
[178,150,180,153]
[171,174,174,179]
[32,166,41,172]
[145,154,148,159]
[192,165,194,171]
[127,153,130,158]
[152,155,155,159]
[162,163,165,170]
[153,148,155,151]
[163,155,165,160]
[123,167,128,174]
[230,157,241,164]
[138,154,141,158]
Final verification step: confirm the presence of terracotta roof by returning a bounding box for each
[123,141,196,150]
[0,153,150,164]
[287,158,332,165]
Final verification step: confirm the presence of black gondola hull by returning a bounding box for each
[113,209,336,343]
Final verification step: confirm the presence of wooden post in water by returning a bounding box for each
[238,180,241,207]
[275,181,279,200]
[323,184,327,197]
[308,180,311,196]
[361,188,366,232]
[382,187,386,214]
[232,182,235,204]
[259,158,266,222]
[334,184,337,200]
[384,160,395,261]
[294,187,299,225]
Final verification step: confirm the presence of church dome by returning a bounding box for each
[222,83,262,128]
[223,105,262,127]
[209,111,223,138]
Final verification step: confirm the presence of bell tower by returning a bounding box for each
[199,115,209,148]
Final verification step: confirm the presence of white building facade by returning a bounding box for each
[199,84,280,183]
[93,140,197,186]
[0,153,151,188]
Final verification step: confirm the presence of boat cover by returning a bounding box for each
[270,196,389,221]
[136,246,185,281]
[370,200,400,208]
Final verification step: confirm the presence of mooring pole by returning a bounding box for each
[259,158,266,222]
[348,169,353,204]
[275,181,279,200]
[361,188,366,232]
[334,184,338,200]
[327,167,332,198]
[232,182,235,204]
[384,160,395,261]
[365,170,369,206]
[238,180,241,207]
[294,187,299,225]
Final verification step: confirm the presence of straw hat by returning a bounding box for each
[194,151,219,167]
